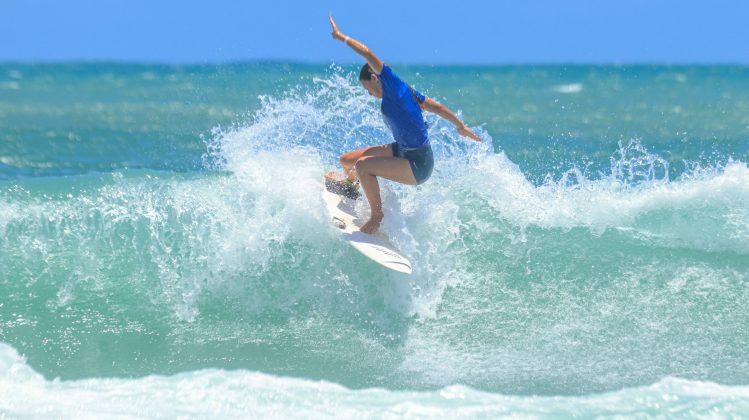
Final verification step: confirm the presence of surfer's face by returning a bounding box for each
[360,75,382,99]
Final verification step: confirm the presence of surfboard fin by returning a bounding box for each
[332,216,346,229]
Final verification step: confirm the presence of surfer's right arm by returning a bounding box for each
[329,16,384,74]
[422,98,482,142]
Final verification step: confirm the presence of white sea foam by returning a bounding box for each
[1,342,748,419]
[553,83,583,93]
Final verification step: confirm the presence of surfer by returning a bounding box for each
[327,16,481,234]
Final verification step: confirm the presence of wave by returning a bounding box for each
[463,146,749,254]
[2,69,748,395]
[1,342,748,418]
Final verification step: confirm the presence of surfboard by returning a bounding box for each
[322,187,412,275]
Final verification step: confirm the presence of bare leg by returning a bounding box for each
[337,144,392,182]
[354,156,416,234]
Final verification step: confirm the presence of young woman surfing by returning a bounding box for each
[327,16,481,234]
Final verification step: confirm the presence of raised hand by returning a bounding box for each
[329,15,344,41]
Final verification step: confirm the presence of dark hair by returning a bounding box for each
[357,63,424,108]
[359,63,374,81]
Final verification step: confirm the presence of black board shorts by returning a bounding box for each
[391,142,434,185]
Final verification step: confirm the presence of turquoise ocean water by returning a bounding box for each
[1,62,749,417]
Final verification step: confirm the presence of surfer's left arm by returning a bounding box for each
[422,98,482,142]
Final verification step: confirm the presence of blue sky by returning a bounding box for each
[3,0,748,64]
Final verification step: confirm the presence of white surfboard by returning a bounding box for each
[322,188,412,274]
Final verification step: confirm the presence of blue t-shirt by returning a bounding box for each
[378,65,429,149]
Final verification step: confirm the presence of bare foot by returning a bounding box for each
[325,171,358,183]
[360,212,383,234]
[325,171,344,182]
